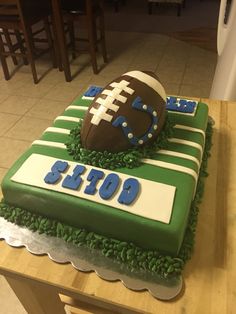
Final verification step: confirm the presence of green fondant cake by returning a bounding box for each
[0,71,212,279]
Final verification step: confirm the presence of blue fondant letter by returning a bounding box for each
[99,173,120,200]
[84,169,104,195]
[62,165,85,190]
[118,178,140,205]
[44,160,68,184]
[84,85,103,97]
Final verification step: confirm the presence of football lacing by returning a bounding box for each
[89,80,134,126]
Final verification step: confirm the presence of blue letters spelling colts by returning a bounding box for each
[112,96,158,146]
[44,161,140,205]
[166,96,197,113]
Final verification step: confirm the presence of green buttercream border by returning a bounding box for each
[66,114,174,170]
[0,119,213,280]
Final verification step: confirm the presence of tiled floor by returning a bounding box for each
[0,30,217,313]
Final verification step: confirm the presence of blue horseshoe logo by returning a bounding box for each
[112,96,158,146]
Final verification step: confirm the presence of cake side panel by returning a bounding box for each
[1,152,194,255]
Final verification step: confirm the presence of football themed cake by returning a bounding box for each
[0,71,212,280]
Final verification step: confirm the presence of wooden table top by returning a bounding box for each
[0,98,235,313]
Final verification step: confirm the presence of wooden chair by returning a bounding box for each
[0,0,56,83]
[61,0,107,75]
[0,28,19,65]
[147,0,185,16]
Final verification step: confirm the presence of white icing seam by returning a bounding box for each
[102,89,127,103]
[168,138,203,158]
[32,140,67,149]
[174,124,205,141]
[44,127,70,135]
[89,80,135,126]
[157,149,200,169]
[96,96,120,112]
[142,158,198,183]
[110,80,134,95]
[54,116,81,123]
[90,106,113,125]
[123,71,166,101]
[65,106,88,111]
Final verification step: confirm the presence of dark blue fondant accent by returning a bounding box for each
[112,116,138,145]
[99,173,120,200]
[83,86,103,97]
[112,96,158,146]
[166,96,177,108]
[132,96,143,109]
[62,165,85,190]
[84,169,104,195]
[118,178,140,205]
[44,160,68,184]
[166,96,197,113]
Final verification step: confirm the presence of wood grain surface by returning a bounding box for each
[0,98,235,314]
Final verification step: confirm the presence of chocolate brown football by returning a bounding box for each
[81,70,167,152]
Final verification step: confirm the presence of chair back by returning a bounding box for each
[0,0,29,33]
[0,0,20,16]
[60,0,107,77]
[0,0,51,22]
[0,0,55,83]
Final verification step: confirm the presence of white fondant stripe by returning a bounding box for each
[167,110,196,117]
[123,71,166,101]
[44,127,70,135]
[31,137,200,173]
[32,140,67,149]
[65,105,88,111]
[168,138,203,158]
[142,158,198,183]
[54,116,81,123]
[174,124,205,141]
[157,149,200,169]
[82,96,95,100]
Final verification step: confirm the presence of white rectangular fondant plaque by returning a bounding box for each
[11,154,176,224]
